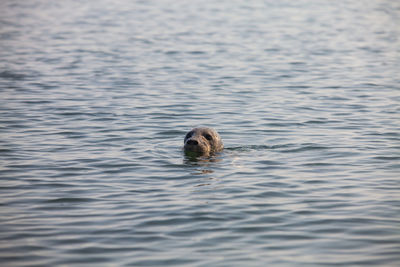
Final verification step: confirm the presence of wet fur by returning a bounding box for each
[183,127,223,156]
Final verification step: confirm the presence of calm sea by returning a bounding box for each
[1,0,399,266]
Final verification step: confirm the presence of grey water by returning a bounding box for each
[1,0,400,266]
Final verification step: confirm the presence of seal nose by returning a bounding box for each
[187,139,198,146]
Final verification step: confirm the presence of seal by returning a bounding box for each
[183,127,223,156]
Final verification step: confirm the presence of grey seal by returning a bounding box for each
[183,127,223,156]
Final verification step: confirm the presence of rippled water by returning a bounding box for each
[1,0,400,266]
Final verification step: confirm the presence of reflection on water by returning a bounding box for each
[1,0,400,266]
[183,152,224,175]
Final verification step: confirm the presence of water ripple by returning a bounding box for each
[1,0,400,266]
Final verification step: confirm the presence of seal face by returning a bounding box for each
[183,127,223,156]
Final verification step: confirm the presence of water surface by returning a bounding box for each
[1,0,400,266]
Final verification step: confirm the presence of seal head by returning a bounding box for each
[183,127,223,156]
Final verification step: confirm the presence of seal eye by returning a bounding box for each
[185,131,193,141]
[204,134,212,141]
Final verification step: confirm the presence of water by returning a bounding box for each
[1,0,400,266]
